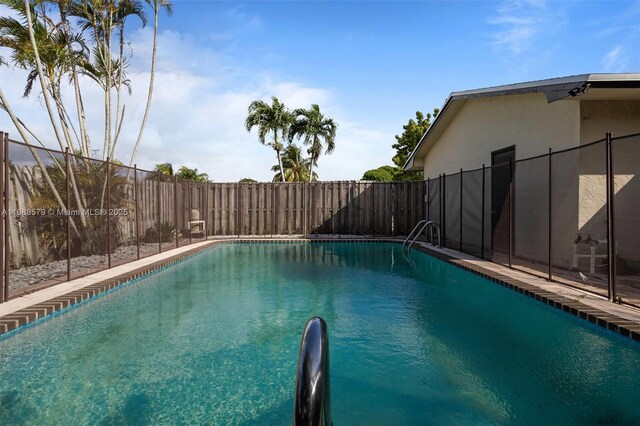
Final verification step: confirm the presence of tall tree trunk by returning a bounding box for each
[103,86,110,160]
[274,134,285,182]
[51,86,77,152]
[57,1,91,157]
[276,149,285,183]
[129,4,159,167]
[111,22,126,158]
[112,105,125,158]
[0,84,82,238]
[23,0,66,152]
[24,1,89,230]
[103,25,113,160]
[74,75,91,157]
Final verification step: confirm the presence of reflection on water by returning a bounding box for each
[1,243,639,424]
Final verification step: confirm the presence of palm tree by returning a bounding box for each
[4,0,69,152]
[176,166,209,182]
[289,104,337,181]
[69,0,119,159]
[129,0,173,168]
[54,0,92,157]
[245,96,293,182]
[0,0,90,231]
[271,144,316,182]
[112,0,147,158]
[154,162,173,176]
[70,0,145,160]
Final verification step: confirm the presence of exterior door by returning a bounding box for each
[491,146,515,254]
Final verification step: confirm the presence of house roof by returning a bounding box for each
[404,73,640,171]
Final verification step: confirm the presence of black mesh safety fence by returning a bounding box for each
[551,140,608,297]
[443,172,461,250]
[136,169,161,259]
[67,154,110,280]
[612,133,640,307]
[485,161,511,266]
[6,142,69,296]
[461,168,484,258]
[110,164,138,267]
[426,176,441,245]
[512,155,550,278]
[482,166,492,259]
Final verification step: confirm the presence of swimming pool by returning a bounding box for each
[1,242,639,424]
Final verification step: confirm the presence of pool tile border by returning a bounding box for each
[1,237,639,342]
[411,244,640,343]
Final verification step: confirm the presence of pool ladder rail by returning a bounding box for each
[293,317,332,426]
[402,220,441,255]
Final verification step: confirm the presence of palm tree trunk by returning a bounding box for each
[23,0,66,152]
[111,23,125,157]
[49,89,89,228]
[72,71,90,156]
[103,27,113,160]
[22,5,89,230]
[57,2,90,157]
[51,86,77,152]
[0,84,82,238]
[277,149,285,183]
[111,105,125,158]
[103,87,111,160]
[274,134,285,182]
[129,3,159,167]
[0,86,35,153]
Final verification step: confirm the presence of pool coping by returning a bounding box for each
[1,237,639,342]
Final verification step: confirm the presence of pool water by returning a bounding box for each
[1,242,639,424]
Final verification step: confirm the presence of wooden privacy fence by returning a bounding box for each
[205,181,425,236]
[6,153,426,268]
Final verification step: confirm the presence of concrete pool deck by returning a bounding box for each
[1,236,640,341]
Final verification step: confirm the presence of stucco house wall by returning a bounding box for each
[578,101,640,268]
[417,94,639,271]
[422,93,580,177]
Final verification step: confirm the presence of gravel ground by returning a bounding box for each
[8,242,187,293]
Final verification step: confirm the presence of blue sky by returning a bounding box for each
[0,0,638,181]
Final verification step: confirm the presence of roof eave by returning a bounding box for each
[403,73,640,171]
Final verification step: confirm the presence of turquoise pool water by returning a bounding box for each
[1,242,639,424]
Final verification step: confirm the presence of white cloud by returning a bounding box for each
[0,27,394,182]
[602,45,626,72]
[488,0,560,55]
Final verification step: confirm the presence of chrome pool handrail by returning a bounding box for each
[418,222,441,250]
[402,220,429,253]
[293,317,332,426]
[403,220,442,254]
